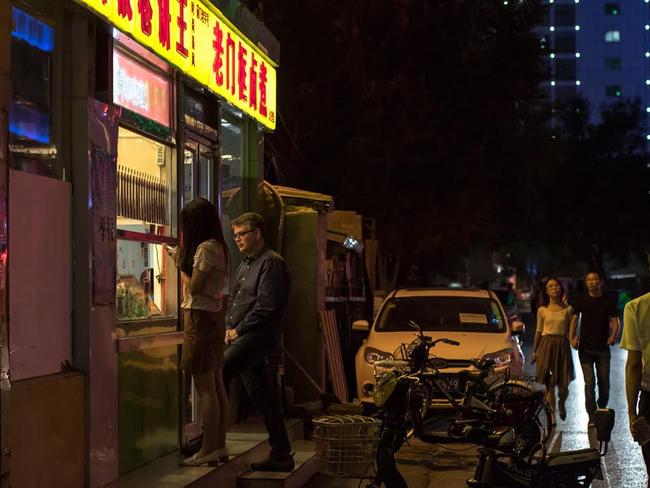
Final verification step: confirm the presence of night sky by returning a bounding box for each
[249,0,650,287]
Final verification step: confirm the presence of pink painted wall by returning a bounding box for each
[9,169,71,380]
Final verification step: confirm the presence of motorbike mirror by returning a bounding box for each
[511,321,526,335]
[594,408,615,443]
[352,320,370,332]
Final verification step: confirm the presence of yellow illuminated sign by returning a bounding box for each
[76,0,277,129]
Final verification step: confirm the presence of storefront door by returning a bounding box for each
[181,133,219,448]
[183,135,218,204]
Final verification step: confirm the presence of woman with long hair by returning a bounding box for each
[175,198,230,466]
[532,277,576,424]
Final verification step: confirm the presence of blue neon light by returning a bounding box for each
[11,7,54,53]
[9,102,50,144]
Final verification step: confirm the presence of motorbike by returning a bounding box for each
[465,407,615,487]
[446,357,553,456]
[369,321,460,488]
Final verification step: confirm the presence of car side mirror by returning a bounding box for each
[352,320,370,332]
[511,321,525,335]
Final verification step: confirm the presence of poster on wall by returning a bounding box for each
[89,99,121,306]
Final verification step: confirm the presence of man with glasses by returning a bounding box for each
[223,212,294,471]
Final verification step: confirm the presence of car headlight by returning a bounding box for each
[364,347,393,364]
[483,349,513,367]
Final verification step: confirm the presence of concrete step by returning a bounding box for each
[237,440,317,488]
[107,418,304,488]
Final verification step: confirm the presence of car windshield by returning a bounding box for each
[376,296,506,333]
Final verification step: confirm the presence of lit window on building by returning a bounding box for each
[605,85,622,97]
[605,31,620,42]
[604,57,622,70]
[604,3,620,16]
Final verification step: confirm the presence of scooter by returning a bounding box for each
[465,408,615,487]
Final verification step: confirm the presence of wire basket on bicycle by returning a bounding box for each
[312,415,382,478]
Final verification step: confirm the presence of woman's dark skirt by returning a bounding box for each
[181,309,225,373]
[535,334,575,390]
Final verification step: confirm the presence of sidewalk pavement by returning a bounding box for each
[307,437,479,488]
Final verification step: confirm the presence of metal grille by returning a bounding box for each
[117,166,169,225]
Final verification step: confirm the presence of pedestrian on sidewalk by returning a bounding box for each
[532,277,576,423]
[621,291,650,487]
[175,198,230,466]
[569,270,620,427]
[223,212,294,472]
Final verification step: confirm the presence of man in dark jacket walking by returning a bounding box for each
[224,212,293,472]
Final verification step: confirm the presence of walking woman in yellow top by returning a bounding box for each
[532,277,577,423]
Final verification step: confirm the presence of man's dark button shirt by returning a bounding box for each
[225,246,289,341]
[573,293,618,351]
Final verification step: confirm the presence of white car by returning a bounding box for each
[354,288,525,406]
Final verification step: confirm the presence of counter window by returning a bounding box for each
[116,127,178,324]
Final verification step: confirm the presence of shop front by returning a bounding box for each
[0,0,278,486]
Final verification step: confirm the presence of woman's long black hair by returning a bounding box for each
[178,198,228,276]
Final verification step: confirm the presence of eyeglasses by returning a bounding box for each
[546,283,561,290]
[233,228,256,240]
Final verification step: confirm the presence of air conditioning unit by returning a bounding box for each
[156,145,165,166]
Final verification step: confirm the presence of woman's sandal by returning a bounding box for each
[179,447,229,467]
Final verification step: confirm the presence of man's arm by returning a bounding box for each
[235,258,288,337]
[608,316,620,345]
[626,350,643,439]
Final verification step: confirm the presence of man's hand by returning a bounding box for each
[570,337,580,349]
[225,328,239,344]
[531,352,537,364]
[630,412,641,442]
[607,336,616,346]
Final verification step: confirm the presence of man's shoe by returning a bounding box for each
[251,455,295,472]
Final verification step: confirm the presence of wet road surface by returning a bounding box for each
[543,345,647,488]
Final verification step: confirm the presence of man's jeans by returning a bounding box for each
[224,333,291,458]
[578,349,611,417]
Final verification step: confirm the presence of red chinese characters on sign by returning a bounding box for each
[238,43,247,102]
[226,33,236,96]
[138,0,153,36]
[249,53,257,110]
[118,0,133,20]
[259,61,267,117]
[158,0,171,50]
[176,0,188,58]
[212,21,224,86]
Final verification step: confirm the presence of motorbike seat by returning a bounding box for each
[544,448,599,467]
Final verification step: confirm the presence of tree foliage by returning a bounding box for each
[251,0,649,282]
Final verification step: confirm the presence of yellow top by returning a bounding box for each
[621,292,650,391]
[536,306,574,336]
